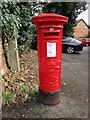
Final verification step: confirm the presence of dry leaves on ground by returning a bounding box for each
[2,49,39,105]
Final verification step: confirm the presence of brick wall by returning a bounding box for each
[74,20,89,41]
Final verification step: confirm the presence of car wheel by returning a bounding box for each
[67,46,74,54]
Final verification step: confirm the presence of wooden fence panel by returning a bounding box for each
[0,40,6,75]
[0,77,3,120]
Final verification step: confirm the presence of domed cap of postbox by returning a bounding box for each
[32,13,68,25]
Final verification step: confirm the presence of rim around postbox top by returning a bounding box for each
[32,13,68,25]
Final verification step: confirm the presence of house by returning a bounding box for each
[74,19,90,41]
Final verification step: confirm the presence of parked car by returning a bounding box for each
[62,37,83,54]
[82,38,90,46]
[31,36,83,54]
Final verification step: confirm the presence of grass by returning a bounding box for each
[21,85,29,94]
[3,92,14,105]
[31,86,39,101]
[32,86,39,96]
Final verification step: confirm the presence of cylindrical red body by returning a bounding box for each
[32,14,68,104]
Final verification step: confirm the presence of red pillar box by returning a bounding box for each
[32,14,68,105]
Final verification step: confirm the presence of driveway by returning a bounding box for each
[2,47,88,118]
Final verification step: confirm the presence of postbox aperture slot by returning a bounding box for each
[44,32,59,37]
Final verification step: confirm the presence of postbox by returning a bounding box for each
[32,13,68,105]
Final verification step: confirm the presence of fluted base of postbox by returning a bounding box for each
[39,89,60,105]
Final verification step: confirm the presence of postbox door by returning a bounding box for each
[37,29,62,92]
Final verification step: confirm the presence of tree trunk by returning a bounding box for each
[8,27,20,72]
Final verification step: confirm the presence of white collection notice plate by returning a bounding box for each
[47,42,56,57]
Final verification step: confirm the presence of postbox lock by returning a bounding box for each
[50,27,54,32]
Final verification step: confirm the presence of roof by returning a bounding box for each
[76,9,88,25]
[76,19,90,29]
[88,24,90,28]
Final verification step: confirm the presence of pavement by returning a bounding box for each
[2,47,88,119]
